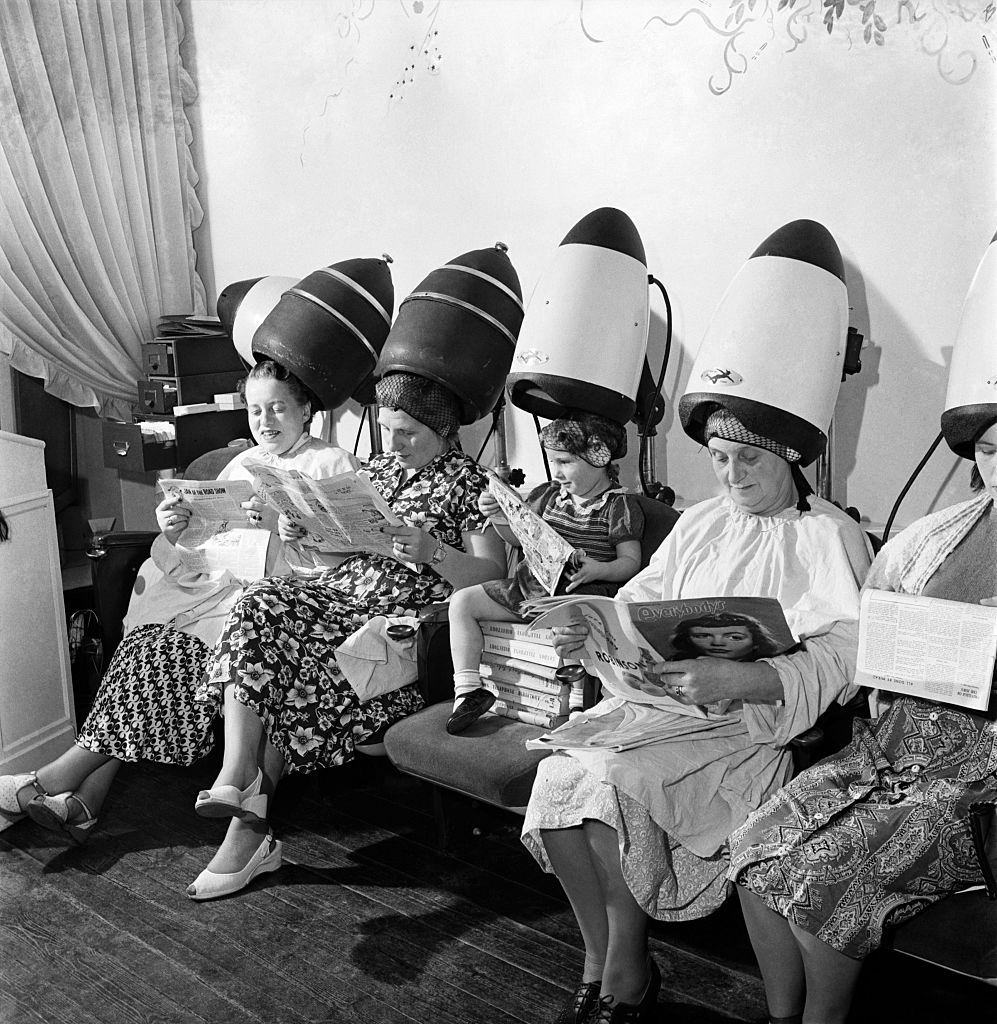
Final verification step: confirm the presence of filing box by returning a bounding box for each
[142,335,245,377]
[102,410,252,473]
[137,371,245,415]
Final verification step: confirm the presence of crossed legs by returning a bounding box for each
[737,887,863,1024]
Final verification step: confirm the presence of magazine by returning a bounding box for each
[157,478,270,578]
[487,474,577,595]
[855,589,997,711]
[526,593,797,721]
[244,463,406,561]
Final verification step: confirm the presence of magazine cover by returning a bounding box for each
[527,594,796,718]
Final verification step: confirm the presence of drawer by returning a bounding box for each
[143,335,245,377]
[137,371,245,415]
[155,409,253,469]
[102,420,177,473]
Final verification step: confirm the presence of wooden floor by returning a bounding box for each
[0,754,992,1024]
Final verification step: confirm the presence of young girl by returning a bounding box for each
[446,411,644,734]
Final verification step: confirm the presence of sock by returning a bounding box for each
[453,670,481,708]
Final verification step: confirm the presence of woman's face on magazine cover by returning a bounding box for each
[246,377,310,456]
[547,451,605,500]
[707,438,794,516]
[687,625,754,660]
[378,408,447,473]
[975,423,997,500]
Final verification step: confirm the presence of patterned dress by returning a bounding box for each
[730,495,997,958]
[483,483,644,612]
[77,438,359,766]
[522,496,872,921]
[207,449,490,773]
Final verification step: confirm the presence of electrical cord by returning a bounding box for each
[638,275,673,498]
[881,430,945,544]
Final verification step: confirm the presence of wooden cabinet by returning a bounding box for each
[0,430,77,772]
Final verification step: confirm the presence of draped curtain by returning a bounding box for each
[0,0,204,420]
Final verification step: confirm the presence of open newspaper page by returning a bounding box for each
[245,463,404,560]
[487,475,576,595]
[524,594,796,750]
[856,589,997,711]
[158,478,270,579]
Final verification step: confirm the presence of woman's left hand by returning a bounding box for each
[648,658,739,705]
[383,524,438,564]
[565,553,601,592]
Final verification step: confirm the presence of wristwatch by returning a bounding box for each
[430,536,448,565]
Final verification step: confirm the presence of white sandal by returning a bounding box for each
[186,833,283,901]
[26,792,98,845]
[0,772,47,832]
[194,768,267,821]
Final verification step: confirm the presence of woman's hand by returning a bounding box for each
[477,490,503,520]
[383,524,437,564]
[565,552,601,592]
[241,495,270,528]
[551,622,590,661]
[155,495,191,546]
[648,658,740,706]
[277,513,306,544]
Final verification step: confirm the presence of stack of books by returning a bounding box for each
[479,621,570,729]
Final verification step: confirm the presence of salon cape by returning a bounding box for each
[123,436,358,648]
[564,494,872,858]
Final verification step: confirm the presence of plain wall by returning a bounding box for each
[183,0,995,530]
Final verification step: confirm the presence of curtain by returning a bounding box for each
[0,0,204,420]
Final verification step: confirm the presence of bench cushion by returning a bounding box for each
[384,702,550,810]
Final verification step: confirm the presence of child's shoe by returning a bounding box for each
[446,687,496,734]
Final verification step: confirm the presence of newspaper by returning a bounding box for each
[157,478,271,579]
[487,474,577,595]
[524,594,797,736]
[856,589,997,711]
[244,463,404,560]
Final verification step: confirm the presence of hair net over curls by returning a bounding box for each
[374,372,461,439]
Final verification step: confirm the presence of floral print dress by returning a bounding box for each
[206,449,490,773]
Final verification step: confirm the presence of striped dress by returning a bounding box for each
[482,482,644,612]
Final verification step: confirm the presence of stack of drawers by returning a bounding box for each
[103,319,253,474]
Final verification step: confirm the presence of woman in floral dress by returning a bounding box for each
[187,372,506,899]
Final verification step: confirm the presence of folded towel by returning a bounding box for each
[335,615,419,701]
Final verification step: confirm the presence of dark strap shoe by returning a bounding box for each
[553,980,601,1024]
[445,687,496,734]
[590,958,660,1022]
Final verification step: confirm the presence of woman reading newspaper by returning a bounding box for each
[187,371,506,899]
[523,221,874,1024]
[728,233,997,1024]
[0,358,358,844]
[446,411,644,734]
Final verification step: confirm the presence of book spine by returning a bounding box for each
[478,658,565,694]
[482,635,560,668]
[480,620,554,646]
[491,699,566,729]
[490,681,570,714]
[480,652,561,682]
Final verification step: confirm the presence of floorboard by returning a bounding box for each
[1,757,992,1024]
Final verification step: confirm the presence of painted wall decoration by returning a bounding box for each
[580,0,995,94]
[389,0,443,104]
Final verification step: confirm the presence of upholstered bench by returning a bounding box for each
[384,494,680,843]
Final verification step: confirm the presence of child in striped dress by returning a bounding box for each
[446,412,644,734]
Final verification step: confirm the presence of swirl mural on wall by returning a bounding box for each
[580,0,994,94]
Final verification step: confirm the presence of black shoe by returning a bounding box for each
[553,980,601,1024]
[445,687,495,735]
[590,959,660,1022]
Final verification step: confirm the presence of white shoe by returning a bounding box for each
[194,768,267,821]
[0,772,46,832]
[186,833,283,901]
